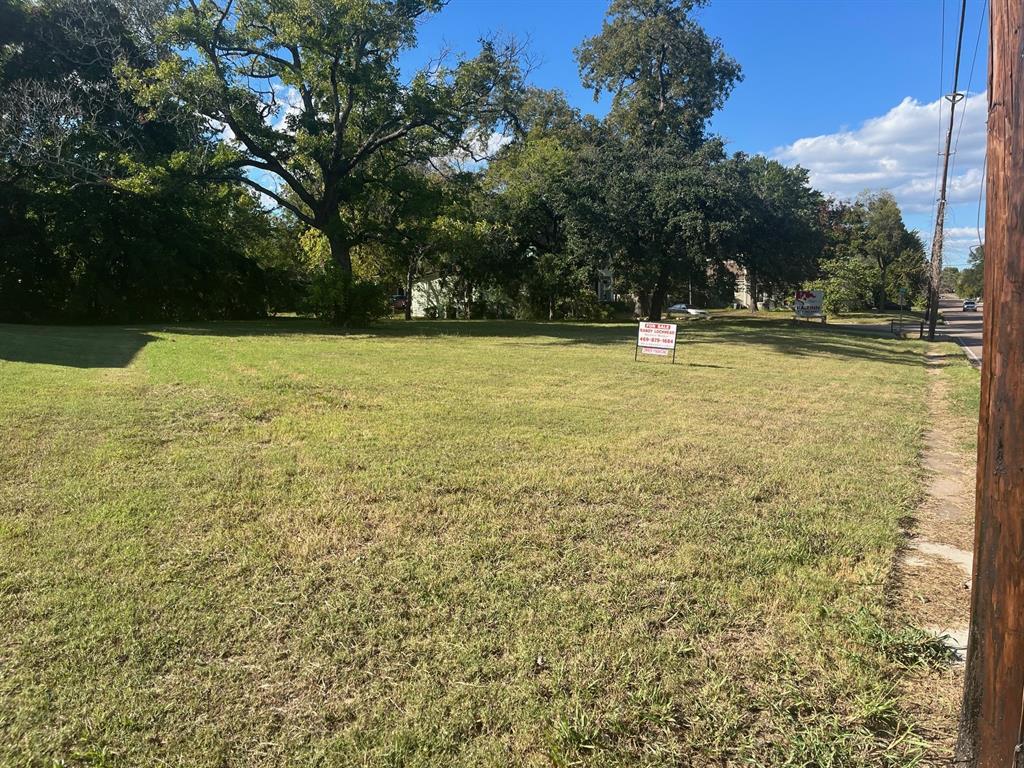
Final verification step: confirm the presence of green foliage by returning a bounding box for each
[940,266,960,293]
[722,153,825,303]
[956,245,984,298]
[812,258,876,314]
[576,0,741,147]
[483,93,605,319]
[0,176,280,322]
[137,0,526,321]
[0,0,283,322]
[861,192,924,307]
[565,0,748,318]
[0,0,926,329]
[308,262,388,325]
[812,196,927,313]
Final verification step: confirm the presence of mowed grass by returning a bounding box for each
[937,347,981,454]
[0,319,934,767]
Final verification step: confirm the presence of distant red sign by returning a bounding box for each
[794,290,824,317]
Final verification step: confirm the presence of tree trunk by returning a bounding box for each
[326,228,353,276]
[634,291,650,319]
[648,285,666,321]
[404,258,414,321]
[325,226,353,324]
[648,263,671,321]
[749,269,759,312]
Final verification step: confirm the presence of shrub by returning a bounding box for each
[308,264,388,325]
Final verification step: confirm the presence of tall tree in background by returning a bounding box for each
[576,135,734,319]
[484,89,599,318]
[137,0,525,320]
[956,244,984,298]
[576,0,741,148]
[812,195,927,314]
[0,0,281,322]
[723,153,823,310]
[940,266,962,294]
[573,0,741,320]
[861,191,917,309]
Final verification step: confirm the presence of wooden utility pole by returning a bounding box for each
[927,0,967,341]
[956,2,1024,765]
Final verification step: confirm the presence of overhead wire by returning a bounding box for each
[928,0,947,235]
[946,0,987,256]
[952,0,987,159]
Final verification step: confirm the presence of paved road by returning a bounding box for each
[939,295,984,365]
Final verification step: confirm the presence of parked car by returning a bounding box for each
[665,303,710,319]
[962,299,977,312]
[390,294,408,312]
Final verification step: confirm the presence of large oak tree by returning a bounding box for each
[573,0,742,319]
[137,0,525,319]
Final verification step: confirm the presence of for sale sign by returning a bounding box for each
[637,321,677,349]
[635,321,678,363]
[794,290,824,317]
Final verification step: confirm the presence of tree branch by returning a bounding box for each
[235,176,314,224]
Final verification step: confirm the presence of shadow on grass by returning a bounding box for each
[679,317,923,367]
[158,317,640,345]
[0,324,158,368]
[0,315,923,368]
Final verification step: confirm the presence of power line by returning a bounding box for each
[951,0,988,173]
[926,0,967,341]
[949,0,988,256]
[976,151,986,249]
[941,1,988,267]
[928,0,947,233]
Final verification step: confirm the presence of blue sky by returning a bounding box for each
[408,0,989,267]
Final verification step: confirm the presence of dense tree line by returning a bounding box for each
[0,0,296,321]
[956,246,984,298]
[812,191,928,314]
[1,0,927,324]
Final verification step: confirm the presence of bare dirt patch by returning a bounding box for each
[897,348,977,764]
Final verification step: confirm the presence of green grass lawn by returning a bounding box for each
[0,318,940,766]
[938,346,982,454]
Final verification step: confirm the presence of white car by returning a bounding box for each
[962,299,977,312]
[665,303,709,319]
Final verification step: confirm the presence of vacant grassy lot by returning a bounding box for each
[1,319,937,766]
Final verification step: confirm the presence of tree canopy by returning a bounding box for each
[0,0,930,325]
[576,0,741,147]
[130,0,525,320]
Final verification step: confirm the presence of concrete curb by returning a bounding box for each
[954,336,982,368]
[938,309,983,369]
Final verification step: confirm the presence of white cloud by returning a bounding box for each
[271,84,303,132]
[944,225,985,257]
[207,117,237,145]
[434,130,514,171]
[773,92,987,215]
